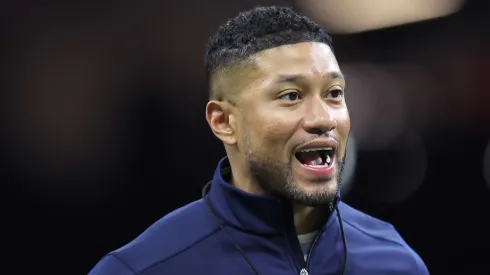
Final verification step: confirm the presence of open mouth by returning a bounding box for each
[295,148,335,168]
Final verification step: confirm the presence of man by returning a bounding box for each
[89,6,429,275]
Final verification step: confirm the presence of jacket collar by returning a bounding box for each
[206,157,340,235]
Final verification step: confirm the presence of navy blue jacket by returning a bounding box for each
[89,158,429,275]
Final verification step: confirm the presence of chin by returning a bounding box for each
[284,178,339,206]
[301,176,338,191]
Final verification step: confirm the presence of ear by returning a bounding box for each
[206,100,237,145]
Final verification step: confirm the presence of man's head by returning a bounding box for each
[205,6,350,206]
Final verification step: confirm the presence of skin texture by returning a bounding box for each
[206,42,351,234]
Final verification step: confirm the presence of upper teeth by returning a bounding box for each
[298,147,333,152]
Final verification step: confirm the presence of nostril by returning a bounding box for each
[309,128,326,135]
[306,126,335,135]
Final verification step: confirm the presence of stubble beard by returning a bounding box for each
[245,144,344,206]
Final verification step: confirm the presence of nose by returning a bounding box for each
[302,97,337,135]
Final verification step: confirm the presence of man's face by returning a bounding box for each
[235,42,350,206]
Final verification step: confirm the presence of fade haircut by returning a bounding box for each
[204,5,333,101]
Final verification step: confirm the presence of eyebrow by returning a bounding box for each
[275,72,344,84]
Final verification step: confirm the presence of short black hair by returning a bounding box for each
[205,5,333,100]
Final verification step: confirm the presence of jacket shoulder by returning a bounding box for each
[337,202,429,274]
[88,254,136,275]
[337,202,404,244]
[89,199,220,274]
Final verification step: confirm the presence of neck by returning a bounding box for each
[292,203,326,235]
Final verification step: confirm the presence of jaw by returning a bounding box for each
[225,148,270,195]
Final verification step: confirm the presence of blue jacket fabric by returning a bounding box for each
[89,158,429,275]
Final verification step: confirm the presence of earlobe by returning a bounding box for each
[205,101,237,145]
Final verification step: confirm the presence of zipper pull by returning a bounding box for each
[300,268,309,275]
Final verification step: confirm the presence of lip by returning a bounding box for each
[295,138,338,153]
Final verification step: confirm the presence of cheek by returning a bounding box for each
[335,108,351,157]
[261,118,289,136]
[337,108,351,132]
[246,115,293,149]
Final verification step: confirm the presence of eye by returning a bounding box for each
[279,91,302,101]
[328,89,344,99]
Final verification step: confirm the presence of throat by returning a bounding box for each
[292,203,326,235]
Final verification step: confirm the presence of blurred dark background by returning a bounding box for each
[1,0,490,274]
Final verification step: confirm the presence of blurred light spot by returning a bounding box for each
[354,132,427,203]
[340,135,357,198]
[342,64,408,151]
[296,0,466,34]
[483,140,490,188]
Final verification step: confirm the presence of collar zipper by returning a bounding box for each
[301,227,326,275]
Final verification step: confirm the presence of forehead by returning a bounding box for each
[251,42,340,77]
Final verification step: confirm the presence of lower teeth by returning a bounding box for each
[309,161,331,167]
[304,155,332,168]
[308,163,328,167]
[307,155,331,167]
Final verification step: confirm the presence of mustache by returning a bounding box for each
[294,133,340,150]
